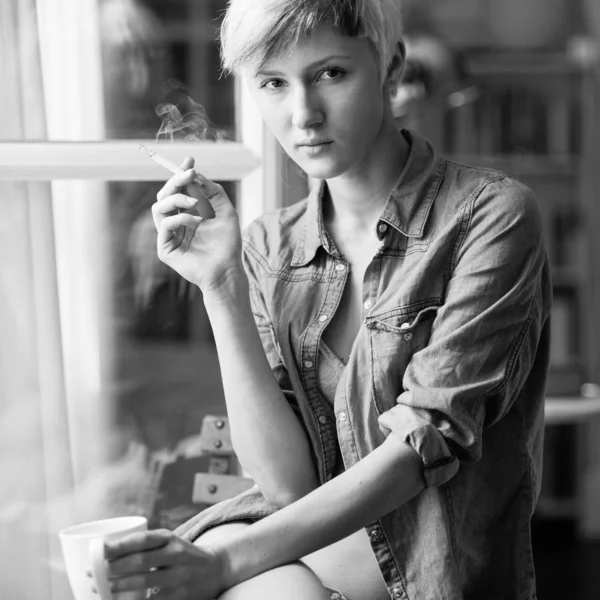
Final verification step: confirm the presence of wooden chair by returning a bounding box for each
[150,414,253,529]
[190,415,254,505]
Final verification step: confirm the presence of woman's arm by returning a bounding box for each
[151,159,319,506]
[214,434,424,587]
[102,434,423,600]
[203,278,319,506]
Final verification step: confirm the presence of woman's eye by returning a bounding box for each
[319,68,345,81]
[261,79,285,91]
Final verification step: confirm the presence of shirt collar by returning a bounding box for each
[291,129,444,267]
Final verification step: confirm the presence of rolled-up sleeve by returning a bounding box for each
[378,177,551,488]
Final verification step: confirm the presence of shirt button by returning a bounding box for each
[378,223,388,235]
[304,360,314,368]
[370,528,382,541]
[400,322,410,330]
[363,300,372,310]
[335,263,346,272]
[392,589,402,598]
[404,333,413,341]
[318,415,327,424]
[338,412,347,422]
[319,314,328,322]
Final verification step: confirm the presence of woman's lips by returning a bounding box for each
[298,141,333,154]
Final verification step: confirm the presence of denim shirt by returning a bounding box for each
[175,130,552,600]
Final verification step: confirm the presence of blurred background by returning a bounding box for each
[1,0,600,598]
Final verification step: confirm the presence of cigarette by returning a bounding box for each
[138,143,201,185]
[139,144,215,217]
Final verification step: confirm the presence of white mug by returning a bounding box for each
[59,516,148,600]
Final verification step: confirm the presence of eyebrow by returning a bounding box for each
[255,55,352,78]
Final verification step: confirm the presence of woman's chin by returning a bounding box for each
[295,156,347,181]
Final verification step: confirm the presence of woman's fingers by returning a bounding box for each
[154,192,198,216]
[192,171,235,217]
[104,532,172,562]
[155,156,195,203]
[189,170,222,200]
[156,168,197,203]
[157,212,203,238]
[152,192,198,229]
[106,566,182,594]
[180,155,195,171]
[154,154,234,220]
[102,533,196,594]
[105,530,171,561]
[157,213,203,249]
[107,546,170,578]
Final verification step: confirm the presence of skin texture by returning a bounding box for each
[91,25,424,600]
[245,25,409,217]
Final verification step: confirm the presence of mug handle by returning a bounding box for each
[90,538,113,600]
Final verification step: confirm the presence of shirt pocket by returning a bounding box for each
[365,298,441,415]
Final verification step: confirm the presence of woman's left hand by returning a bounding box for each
[96,529,229,600]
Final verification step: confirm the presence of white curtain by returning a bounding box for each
[0,1,74,598]
[37,0,114,488]
[0,0,112,598]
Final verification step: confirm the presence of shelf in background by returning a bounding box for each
[545,396,600,426]
[552,267,582,290]
[463,49,596,76]
[546,363,585,397]
[536,496,579,519]
[445,153,580,178]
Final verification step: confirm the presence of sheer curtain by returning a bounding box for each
[0,0,73,597]
[0,0,111,598]
[37,0,114,488]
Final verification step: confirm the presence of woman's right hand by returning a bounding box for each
[152,156,245,296]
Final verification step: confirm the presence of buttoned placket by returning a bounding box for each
[299,255,350,482]
[333,237,412,598]
[334,247,386,470]
[360,220,389,318]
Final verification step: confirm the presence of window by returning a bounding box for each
[0,1,306,597]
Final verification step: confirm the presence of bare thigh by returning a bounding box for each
[301,529,389,600]
[195,522,332,600]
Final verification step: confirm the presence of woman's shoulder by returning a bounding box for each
[440,156,541,220]
[242,197,310,261]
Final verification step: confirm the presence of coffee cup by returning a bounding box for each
[59,516,148,600]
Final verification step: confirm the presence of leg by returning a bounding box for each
[218,563,335,600]
[301,529,387,600]
[194,522,333,600]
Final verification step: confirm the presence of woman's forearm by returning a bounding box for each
[215,434,426,587]
[202,274,319,506]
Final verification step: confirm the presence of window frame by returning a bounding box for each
[0,76,281,228]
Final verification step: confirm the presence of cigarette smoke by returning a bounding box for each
[155,82,231,142]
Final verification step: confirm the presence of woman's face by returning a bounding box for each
[243,25,391,180]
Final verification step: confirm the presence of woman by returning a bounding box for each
[97,1,552,599]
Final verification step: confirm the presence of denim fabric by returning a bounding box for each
[317,341,346,478]
[175,130,552,600]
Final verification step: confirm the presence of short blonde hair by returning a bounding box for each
[220,0,404,77]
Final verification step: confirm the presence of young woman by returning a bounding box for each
[98,1,552,599]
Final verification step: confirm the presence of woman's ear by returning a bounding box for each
[385,40,407,88]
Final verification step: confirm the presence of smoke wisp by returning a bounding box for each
[155,83,231,142]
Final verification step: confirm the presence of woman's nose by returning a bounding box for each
[291,88,324,130]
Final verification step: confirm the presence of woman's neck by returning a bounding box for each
[323,124,410,231]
